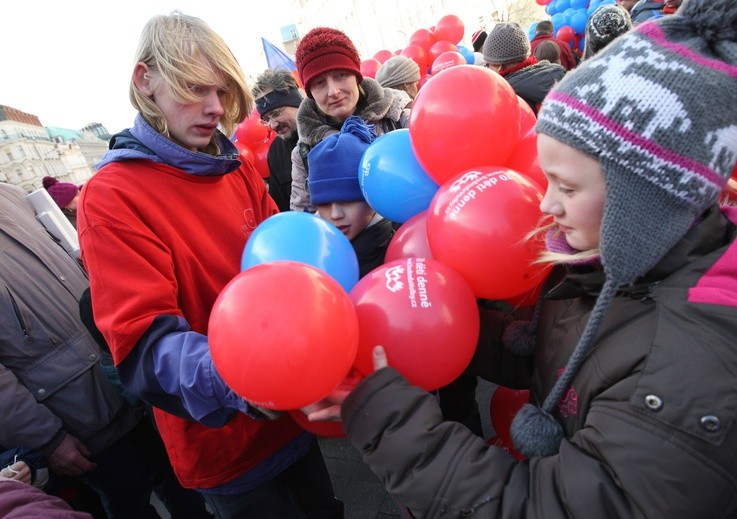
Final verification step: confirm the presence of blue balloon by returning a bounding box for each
[555,0,571,13]
[570,0,588,8]
[457,45,475,65]
[546,2,558,15]
[241,212,359,292]
[551,12,567,32]
[528,22,539,41]
[587,1,601,15]
[579,35,586,52]
[570,9,589,34]
[359,129,440,224]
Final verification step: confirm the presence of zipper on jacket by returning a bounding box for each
[6,287,32,343]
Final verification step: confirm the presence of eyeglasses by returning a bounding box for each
[261,107,285,125]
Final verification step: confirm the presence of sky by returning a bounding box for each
[3,1,295,133]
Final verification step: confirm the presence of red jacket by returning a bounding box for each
[530,34,577,70]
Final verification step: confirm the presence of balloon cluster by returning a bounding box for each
[209,17,554,438]
[534,0,618,54]
[364,14,476,82]
[232,108,277,179]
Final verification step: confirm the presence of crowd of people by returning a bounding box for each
[2,0,736,517]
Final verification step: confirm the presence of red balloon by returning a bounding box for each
[428,40,457,63]
[360,58,382,79]
[373,49,394,63]
[250,140,272,179]
[517,95,537,138]
[503,278,545,308]
[384,210,433,263]
[235,110,270,149]
[487,434,526,460]
[409,66,520,185]
[401,44,430,75]
[427,167,552,299]
[490,387,529,451]
[535,0,552,5]
[434,14,465,45]
[504,128,547,191]
[409,28,436,53]
[556,25,575,43]
[234,140,255,168]
[209,261,359,410]
[431,51,466,74]
[350,257,479,391]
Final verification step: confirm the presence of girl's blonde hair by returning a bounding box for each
[528,217,600,265]
[130,12,251,147]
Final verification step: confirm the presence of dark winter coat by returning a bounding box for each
[506,61,566,114]
[342,205,737,518]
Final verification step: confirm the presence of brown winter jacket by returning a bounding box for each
[342,205,737,518]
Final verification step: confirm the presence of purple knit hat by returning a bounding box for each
[43,176,79,209]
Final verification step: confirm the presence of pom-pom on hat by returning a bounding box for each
[375,56,421,89]
[472,29,488,53]
[511,0,737,459]
[295,27,363,99]
[482,23,531,66]
[308,116,376,206]
[583,4,633,59]
[42,176,79,209]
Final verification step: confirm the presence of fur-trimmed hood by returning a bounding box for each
[296,77,410,146]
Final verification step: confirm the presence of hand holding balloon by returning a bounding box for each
[303,346,388,422]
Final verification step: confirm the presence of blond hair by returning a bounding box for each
[129,12,251,146]
[528,218,601,265]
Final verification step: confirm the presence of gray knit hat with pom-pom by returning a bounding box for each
[513,0,737,458]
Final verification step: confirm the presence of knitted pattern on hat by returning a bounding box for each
[375,56,421,89]
[308,116,376,205]
[482,23,531,66]
[42,176,79,209]
[295,27,363,99]
[584,5,633,59]
[513,0,737,458]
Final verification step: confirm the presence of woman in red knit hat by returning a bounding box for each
[290,27,412,212]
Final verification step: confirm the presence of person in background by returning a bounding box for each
[0,182,166,517]
[308,116,394,278]
[583,4,633,59]
[615,0,638,12]
[0,447,48,489]
[471,29,487,53]
[252,68,304,212]
[290,26,411,212]
[306,0,737,516]
[43,176,81,227]
[529,20,577,70]
[77,12,342,518]
[483,22,566,114]
[630,0,682,24]
[533,40,561,65]
[375,56,421,101]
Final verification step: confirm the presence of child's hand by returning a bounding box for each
[0,461,32,485]
[301,346,388,422]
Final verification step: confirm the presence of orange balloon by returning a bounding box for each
[350,257,479,391]
[409,66,520,185]
[209,262,359,410]
[427,167,551,299]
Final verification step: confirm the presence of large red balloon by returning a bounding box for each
[384,210,433,263]
[517,95,537,137]
[504,128,547,191]
[409,28,436,53]
[409,66,520,185]
[209,261,359,410]
[235,109,271,149]
[373,49,394,63]
[431,51,466,74]
[427,167,552,299]
[401,44,430,74]
[288,410,345,438]
[490,387,529,451]
[434,14,465,45]
[360,58,382,79]
[350,257,479,391]
[234,139,255,168]
[428,40,458,63]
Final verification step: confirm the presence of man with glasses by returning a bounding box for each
[252,68,304,211]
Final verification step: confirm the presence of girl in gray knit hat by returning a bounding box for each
[303,0,737,516]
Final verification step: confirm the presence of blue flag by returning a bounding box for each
[262,38,296,71]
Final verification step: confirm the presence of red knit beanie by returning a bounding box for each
[295,27,363,98]
[42,176,79,209]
